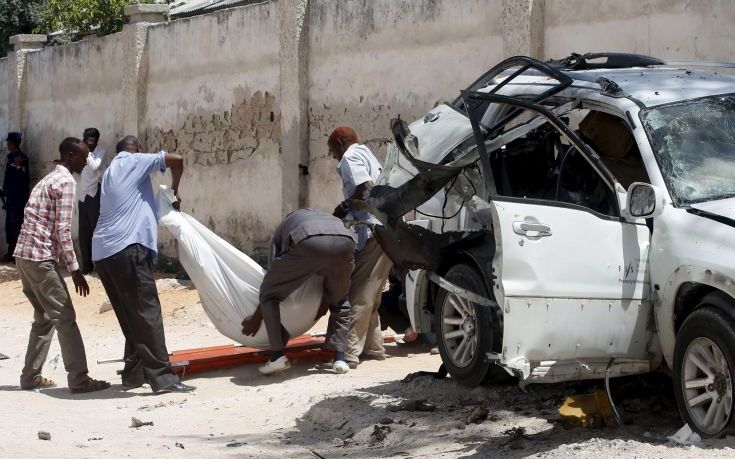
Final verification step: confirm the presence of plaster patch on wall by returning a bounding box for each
[144,90,280,165]
[144,89,282,257]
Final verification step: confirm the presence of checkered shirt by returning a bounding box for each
[14,165,79,272]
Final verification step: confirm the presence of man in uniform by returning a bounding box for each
[2,132,30,262]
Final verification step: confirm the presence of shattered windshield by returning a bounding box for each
[642,94,735,205]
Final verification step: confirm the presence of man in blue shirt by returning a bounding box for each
[92,135,194,394]
[2,132,30,262]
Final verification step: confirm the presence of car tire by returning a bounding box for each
[674,301,735,438]
[434,264,507,386]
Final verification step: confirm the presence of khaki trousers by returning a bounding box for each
[16,258,89,388]
[346,238,392,363]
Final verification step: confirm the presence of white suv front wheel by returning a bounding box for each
[435,264,507,386]
[674,302,735,438]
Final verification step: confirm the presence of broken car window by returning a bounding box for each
[642,94,735,205]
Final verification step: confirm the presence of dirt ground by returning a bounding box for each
[1,264,735,458]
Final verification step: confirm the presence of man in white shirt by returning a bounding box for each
[329,126,392,367]
[77,128,111,273]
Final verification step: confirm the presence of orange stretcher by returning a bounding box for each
[167,334,402,377]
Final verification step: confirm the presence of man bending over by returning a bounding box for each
[241,209,356,375]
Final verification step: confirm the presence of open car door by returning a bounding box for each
[461,87,653,374]
[363,57,578,272]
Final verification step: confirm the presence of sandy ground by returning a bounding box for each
[2,264,735,458]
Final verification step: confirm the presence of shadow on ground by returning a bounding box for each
[271,373,735,458]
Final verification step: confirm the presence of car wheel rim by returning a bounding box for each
[682,337,733,435]
[441,292,478,368]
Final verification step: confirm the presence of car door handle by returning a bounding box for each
[512,221,552,237]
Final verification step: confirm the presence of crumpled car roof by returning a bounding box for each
[496,67,735,108]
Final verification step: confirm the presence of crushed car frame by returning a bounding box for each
[364,53,735,438]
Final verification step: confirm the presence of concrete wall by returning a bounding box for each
[142,3,281,253]
[0,57,8,252]
[23,34,124,179]
[306,0,505,210]
[544,0,735,61]
[2,0,735,257]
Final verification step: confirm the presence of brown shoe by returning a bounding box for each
[21,375,57,390]
[70,378,111,394]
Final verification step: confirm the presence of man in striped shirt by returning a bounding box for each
[14,137,110,393]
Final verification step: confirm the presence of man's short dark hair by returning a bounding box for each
[83,128,100,141]
[59,137,84,158]
[116,135,140,153]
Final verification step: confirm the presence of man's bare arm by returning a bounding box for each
[350,181,374,200]
[334,181,374,218]
[164,153,184,196]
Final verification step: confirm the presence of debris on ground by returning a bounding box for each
[226,440,247,448]
[401,364,448,383]
[559,390,616,429]
[130,417,154,428]
[668,423,702,445]
[87,437,103,441]
[501,427,529,449]
[380,417,394,425]
[370,425,391,443]
[37,431,51,441]
[98,300,113,314]
[386,399,436,412]
[175,442,185,449]
[465,406,489,424]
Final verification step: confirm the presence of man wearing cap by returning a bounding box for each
[2,132,30,262]
[328,126,392,368]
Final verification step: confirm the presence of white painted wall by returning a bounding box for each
[306,0,505,211]
[143,3,281,254]
[544,0,735,61]
[0,57,8,253]
[2,0,735,256]
[23,34,124,180]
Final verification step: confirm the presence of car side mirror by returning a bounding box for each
[625,182,665,218]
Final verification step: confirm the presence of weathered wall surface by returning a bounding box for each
[142,3,281,254]
[23,34,124,179]
[306,0,505,210]
[544,0,735,61]
[0,59,8,141]
[2,0,735,257]
[0,57,9,253]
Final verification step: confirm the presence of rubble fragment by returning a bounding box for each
[226,440,247,448]
[130,417,154,428]
[99,301,113,314]
[465,406,489,424]
[37,431,51,441]
[386,399,436,412]
[558,390,616,429]
[370,425,391,443]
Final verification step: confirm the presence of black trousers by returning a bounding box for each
[5,209,23,256]
[78,188,101,273]
[96,244,179,391]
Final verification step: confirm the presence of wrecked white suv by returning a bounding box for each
[366,53,735,437]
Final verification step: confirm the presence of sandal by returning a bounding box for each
[70,378,111,394]
[21,375,57,390]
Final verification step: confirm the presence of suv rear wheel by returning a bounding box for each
[435,264,506,386]
[674,300,735,438]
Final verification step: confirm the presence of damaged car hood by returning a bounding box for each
[689,197,735,227]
